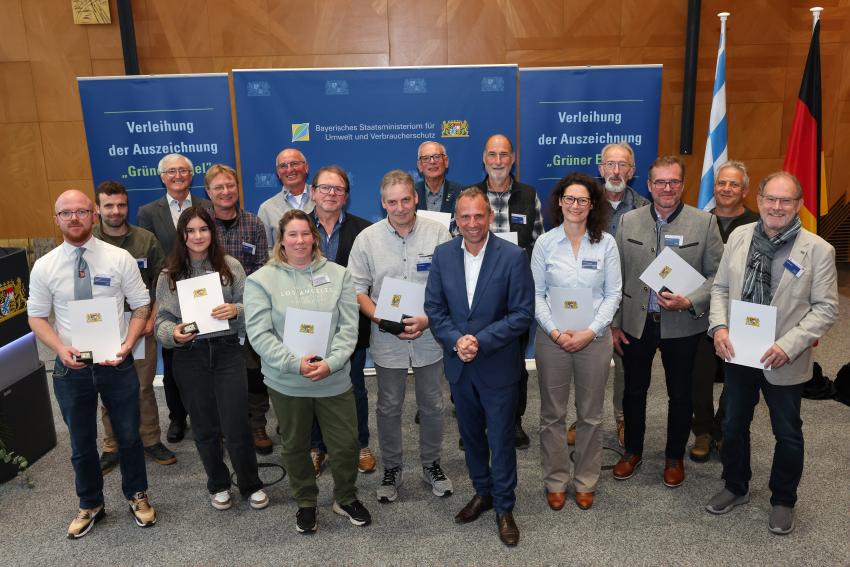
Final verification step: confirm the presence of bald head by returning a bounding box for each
[54,189,96,245]
[55,189,93,213]
[275,148,309,194]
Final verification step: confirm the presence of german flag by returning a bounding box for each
[783,20,827,233]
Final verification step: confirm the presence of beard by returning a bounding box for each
[604,177,626,194]
[103,216,127,228]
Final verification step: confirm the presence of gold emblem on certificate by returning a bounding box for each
[86,312,103,323]
[659,266,672,279]
[391,294,402,308]
[299,324,315,334]
[193,288,207,298]
[745,316,760,327]
[564,300,578,309]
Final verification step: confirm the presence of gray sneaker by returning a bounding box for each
[422,460,453,497]
[705,488,750,514]
[376,466,402,503]
[768,505,795,535]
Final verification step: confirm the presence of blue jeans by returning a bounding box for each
[52,355,147,509]
[311,347,369,450]
[721,363,804,507]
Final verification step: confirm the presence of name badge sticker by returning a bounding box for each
[664,234,684,247]
[510,213,527,225]
[416,254,432,272]
[241,242,256,255]
[311,274,330,287]
[783,258,804,278]
[93,275,111,286]
[580,258,599,270]
[136,257,147,269]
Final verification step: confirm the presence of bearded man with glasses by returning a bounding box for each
[610,155,723,489]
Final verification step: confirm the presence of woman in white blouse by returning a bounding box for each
[531,172,622,511]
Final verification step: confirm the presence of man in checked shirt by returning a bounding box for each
[472,134,544,449]
[203,164,273,456]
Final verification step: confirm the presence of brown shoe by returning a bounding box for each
[496,512,519,547]
[454,494,493,524]
[612,453,642,480]
[358,447,377,473]
[689,434,712,463]
[546,491,566,511]
[310,448,326,478]
[663,458,685,488]
[575,491,594,510]
[616,419,625,448]
[253,428,273,455]
[566,421,577,446]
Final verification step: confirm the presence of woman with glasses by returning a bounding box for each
[244,209,370,534]
[531,172,622,511]
[154,206,268,511]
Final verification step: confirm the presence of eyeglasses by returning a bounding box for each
[760,195,799,207]
[602,160,632,171]
[209,182,237,192]
[56,209,92,220]
[277,160,305,170]
[560,195,591,207]
[715,180,743,189]
[315,184,346,195]
[163,168,191,176]
[418,153,445,163]
[651,179,684,190]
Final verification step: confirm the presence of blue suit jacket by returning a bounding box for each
[415,179,465,214]
[425,234,534,388]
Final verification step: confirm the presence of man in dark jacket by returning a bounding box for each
[308,165,376,475]
[414,140,464,215]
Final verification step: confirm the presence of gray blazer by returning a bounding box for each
[709,224,838,385]
[614,203,723,339]
[137,194,212,258]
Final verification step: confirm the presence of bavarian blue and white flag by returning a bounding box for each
[698,16,729,210]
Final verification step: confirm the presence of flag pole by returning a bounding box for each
[811,6,824,231]
[810,6,823,30]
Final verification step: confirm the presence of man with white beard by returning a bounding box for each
[566,143,650,449]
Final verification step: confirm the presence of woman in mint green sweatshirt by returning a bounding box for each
[244,209,370,534]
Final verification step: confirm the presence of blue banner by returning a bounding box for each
[78,74,236,223]
[519,65,662,219]
[233,66,517,221]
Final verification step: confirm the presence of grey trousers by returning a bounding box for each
[374,360,444,469]
[536,328,612,493]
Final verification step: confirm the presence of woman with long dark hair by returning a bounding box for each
[531,172,622,511]
[154,206,268,511]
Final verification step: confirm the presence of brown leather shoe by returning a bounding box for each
[612,453,642,480]
[575,491,594,510]
[496,512,519,547]
[310,448,327,478]
[616,419,625,448]
[689,434,713,462]
[663,458,685,488]
[566,421,577,446]
[454,494,493,524]
[253,428,273,455]
[546,491,566,511]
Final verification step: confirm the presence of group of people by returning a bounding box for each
[26,135,838,546]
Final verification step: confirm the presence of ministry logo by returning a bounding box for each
[291,123,310,142]
[441,120,469,138]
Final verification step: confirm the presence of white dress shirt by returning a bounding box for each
[462,233,489,308]
[28,237,150,346]
[166,193,194,227]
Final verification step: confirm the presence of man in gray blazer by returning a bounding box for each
[704,171,838,535]
[136,153,212,443]
[611,155,723,488]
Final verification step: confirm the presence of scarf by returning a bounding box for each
[741,216,801,305]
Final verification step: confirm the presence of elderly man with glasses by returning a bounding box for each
[414,140,465,215]
[610,155,723,489]
[258,147,314,251]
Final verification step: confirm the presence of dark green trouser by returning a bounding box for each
[268,387,359,508]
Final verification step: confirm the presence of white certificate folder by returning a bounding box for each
[728,300,777,369]
[548,287,594,331]
[639,246,706,296]
[175,272,229,335]
[69,298,122,363]
[283,308,332,358]
[373,277,426,322]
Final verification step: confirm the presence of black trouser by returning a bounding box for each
[691,335,725,440]
[161,346,188,424]
[173,336,262,497]
[621,316,702,460]
[514,329,530,424]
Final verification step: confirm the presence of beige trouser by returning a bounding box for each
[612,352,625,421]
[537,328,612,493]
[101,337,161,451]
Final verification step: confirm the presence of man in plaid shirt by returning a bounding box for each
[472,134,544,450]
[203,164,273,456]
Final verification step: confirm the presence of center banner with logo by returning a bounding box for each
[233,66,518,221]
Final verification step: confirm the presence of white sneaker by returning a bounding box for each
[422,461,453,497]
[211,490,232,510]
[250,489,269,510]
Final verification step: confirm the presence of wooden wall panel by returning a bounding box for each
[2,0,849,238]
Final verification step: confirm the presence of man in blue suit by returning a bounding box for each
[425,187,534,547]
